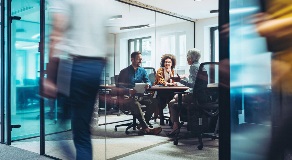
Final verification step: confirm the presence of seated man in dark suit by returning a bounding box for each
[117,51,162,135]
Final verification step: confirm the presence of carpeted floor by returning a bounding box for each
[0,144,52,160]
[6,114,218,160]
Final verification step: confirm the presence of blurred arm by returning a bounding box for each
[256,17,292,37]
[49,13,69,58]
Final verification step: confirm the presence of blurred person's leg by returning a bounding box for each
[48,99,55,119]
[70,58,105,160]
[269,53,292,160]
[269,92,292,160]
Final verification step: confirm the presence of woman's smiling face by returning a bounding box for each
[164,58,172,69]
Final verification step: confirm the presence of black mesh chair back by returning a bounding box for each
[172,62,219,147]
[193,62,219,150]
[193,62,219,103]
[143,67,156,85]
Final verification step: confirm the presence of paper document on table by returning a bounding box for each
[134,83,147,93]
[176,82,184,86]
[207,83,218,88]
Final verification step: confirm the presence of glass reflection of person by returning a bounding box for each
[117,51,162,135]
[167,48,201,136]
[254,0,292,159]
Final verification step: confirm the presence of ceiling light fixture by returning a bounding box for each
[210,10,218,13]
[16,28,25,32]
[109,15,122,20]
[31,33,40,39]
[229,7,258,14]
[120,24,150,30]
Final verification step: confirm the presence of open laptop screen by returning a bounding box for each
[134,83,147,93]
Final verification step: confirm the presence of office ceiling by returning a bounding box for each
[103,0,218,33]
[13,0,218,39]
[135,0,218,20]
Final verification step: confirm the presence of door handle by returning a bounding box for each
[10,16,21,23]
[10,124,21,131]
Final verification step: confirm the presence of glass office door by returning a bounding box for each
[7,0,72,155]
[9,0,42,140]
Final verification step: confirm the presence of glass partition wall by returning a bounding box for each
[7,0,69,153]
[105,3,157,159]
[156,13,194,75]
[0,0,197,159]
[228,0,272,159]
[104,3,195,159]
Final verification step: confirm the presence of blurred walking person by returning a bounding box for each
[254,0,292,159]
[44,0,112,159]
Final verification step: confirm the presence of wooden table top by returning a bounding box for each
[147,85,189,92]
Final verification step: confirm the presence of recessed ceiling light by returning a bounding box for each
[31,33,40,39]
[229,7,259,14]
[210,10,218,13]
[109,15,122,20]
[16,28,25,32]
[120,24,150,30]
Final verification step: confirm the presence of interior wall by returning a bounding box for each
[114,21,194,74]
[195,16,218,62]
[155,22,194,71]
[115,27,155,76]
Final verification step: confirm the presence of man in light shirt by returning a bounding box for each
[45,0,112,159]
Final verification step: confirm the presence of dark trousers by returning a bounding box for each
[157,92,174,124]
[268,91,292,160]
[68,58,105,160]
[268,53,292,160]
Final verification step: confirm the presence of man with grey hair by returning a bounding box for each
[166,48,202,136]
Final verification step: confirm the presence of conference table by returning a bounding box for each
[147,85,189,125]
[99,84,189,125]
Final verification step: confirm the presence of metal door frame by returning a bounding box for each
[219,0,230,159]
[3,0,46,156]
[0,0,6,144]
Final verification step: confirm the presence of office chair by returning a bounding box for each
[143,67,156,85]
[113,75,144,134]
[194,62,219,150]
[172,62,219,150]
[114,104,147,134]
